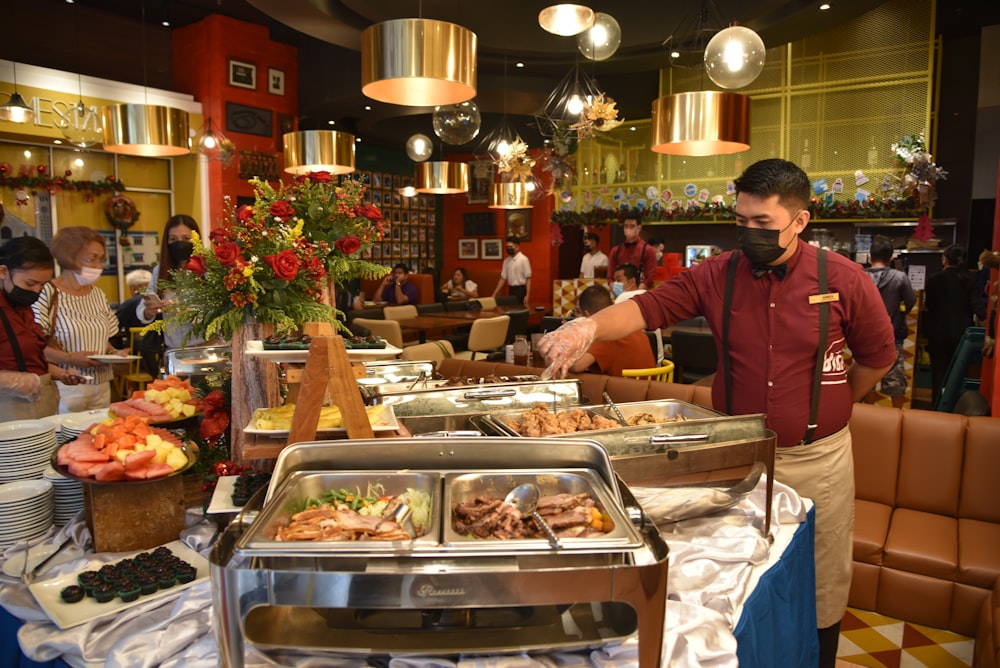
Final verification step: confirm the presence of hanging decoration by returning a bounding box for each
[891,132,947,209]
[104,194,140,240]
[569,93,623,139]
[0,164,123,203]
[495,139,535,181]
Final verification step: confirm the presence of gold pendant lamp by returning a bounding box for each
[283,130,356,175]
[650,91,750,156]
[414,161,468,194]
[489,181,531,209]
[362,18,477,107]
[101,103,190,156]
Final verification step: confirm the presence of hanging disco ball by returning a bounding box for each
[432,101,481,145]
[704,26,766,89]
[405,133,434,162]
[577,13,621,61]
[56,103,103,148]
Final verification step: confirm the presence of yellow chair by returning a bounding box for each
[122,327,155,397]
[454,315,510,360]
[383,304,418,321]
[352,318,404,349]
[473,297,497,310]
[400,340,455,361]
[622,360,675,383]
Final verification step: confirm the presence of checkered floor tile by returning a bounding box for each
[837,608,974,667]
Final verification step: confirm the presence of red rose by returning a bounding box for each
[268,200,296,219]
[306,256,325,279]
[208,227,231,244]
[186,256,207,276]
[308,171,333,183]
[264,249,300,281]
[214,241,241,267]
[237,205,255,223]
[335,235,361,256]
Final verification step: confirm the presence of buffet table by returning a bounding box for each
[0,477,816,667]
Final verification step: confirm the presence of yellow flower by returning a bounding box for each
[191,229,201,245]
[288,218,304,240]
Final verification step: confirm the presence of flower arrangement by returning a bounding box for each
[891,132,947,207]
[164,172,388,341]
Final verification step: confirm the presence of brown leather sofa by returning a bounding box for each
[976,576,1000,668]
[850,403,1000,637]
[360,273,436,304]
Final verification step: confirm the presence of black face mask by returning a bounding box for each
[2,277,41,307]
[506,247,517,256]
[736,223,792,265]
[168,240,194,265]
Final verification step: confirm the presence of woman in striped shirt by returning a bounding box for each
[34,227,128,412]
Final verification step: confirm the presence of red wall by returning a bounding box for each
[172,15,298,228]
[440,150,559,309]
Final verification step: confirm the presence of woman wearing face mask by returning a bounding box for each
[0,238,87,420]
[137,215,205,351]
[33,227,128,413]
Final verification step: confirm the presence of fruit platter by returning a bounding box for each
[109,376,202,423]
[53,414,196,483]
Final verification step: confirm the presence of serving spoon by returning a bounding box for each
[504,483,561,549]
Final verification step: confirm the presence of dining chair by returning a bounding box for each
[473,296,497,310]
[504,309,530,344]
[669,329,718,384]
[122,327,155,397]
[622,360,675,383]
[351,318,404,349]
[400,340,455,361]
[454,315,510,360]
[383,304,418,321]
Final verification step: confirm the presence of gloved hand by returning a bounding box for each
[537,317,598,379]
[0,370,42,401]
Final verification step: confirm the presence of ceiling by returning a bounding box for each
[12,0,1000,151]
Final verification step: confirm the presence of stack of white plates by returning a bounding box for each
[0,420,59,484]
[0,479,54,548]
[59,409,109,443]
[43,466,84,526]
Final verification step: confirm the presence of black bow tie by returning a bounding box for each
[752,263,787,279]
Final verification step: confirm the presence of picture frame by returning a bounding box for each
[505,209,531,241]
[468,159,493,204]
[372,173,382,189]
[458,238,479,260]
[462,212,496,236]
[225,103,273,137]
[481,238,503,261]
[267,68,285,96]
[383,174,393,190]
[228,60,257,90]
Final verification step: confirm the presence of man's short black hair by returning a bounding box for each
[614,263,640,282]
[393,262,410,274]
[506,235,521,246]
[869,236,894,264]
[734,158,811,213]
[578,285,613,314]
[943,244,966,268]
[584,232,600,244]
[619,210,642,225]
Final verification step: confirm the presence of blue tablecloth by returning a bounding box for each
[734,506,818,667]
[0,605,67,668]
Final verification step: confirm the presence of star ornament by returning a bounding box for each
[496,139,535,181]
[570,94,623,140]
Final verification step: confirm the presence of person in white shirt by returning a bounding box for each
[492,236,532,306]
[440,267,479,300]
[579,232,608,279]
[611,263,646,304]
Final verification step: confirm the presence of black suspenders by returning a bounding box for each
[722,249,828,444]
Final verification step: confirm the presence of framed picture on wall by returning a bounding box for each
[468,159,493,204]
[228,60,257,89]
[462,212,495,236]
[267,68,285,96]
[458,238,478,260]
[481,238,503,261]
[505,209,530,241]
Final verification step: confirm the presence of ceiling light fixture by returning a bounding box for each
[488,180,531,209]
[57,5,102,147]
[650,91,750,156]
[283,130,356,175]
[538,5,595,36]
[362,18,477,107]
[101,1,189,156]
[0,63,36,124]
[534,61,604,137]
[577,12,621,61]
[414,160,468,194]
[703,25,766,89]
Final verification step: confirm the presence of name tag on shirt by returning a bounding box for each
[809,292,840,304]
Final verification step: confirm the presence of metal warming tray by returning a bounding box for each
[211,438,669,667]
[365,378,582,418]
[361,360,436,383]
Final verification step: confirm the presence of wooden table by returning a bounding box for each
[396,307,550,343]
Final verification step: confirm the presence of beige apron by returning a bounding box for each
[0,374,60,421]
[774,424,854,628]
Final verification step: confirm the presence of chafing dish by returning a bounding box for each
[211,438,668,667]
[364,378,582,418]
[361,360,436,383]
[164,344,231,381]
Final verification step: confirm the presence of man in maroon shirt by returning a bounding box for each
[541,159,896,668]
[606,212,658,290]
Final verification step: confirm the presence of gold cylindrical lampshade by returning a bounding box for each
[650,91,751,156]
[414,161,468,194]
[283,130,356,175]
[362,18,477,107]
[488,182,531,209]
[101,104,190,157]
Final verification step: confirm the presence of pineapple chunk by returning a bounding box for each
[181,403,197,417]
[165,448,188,471]
[145,389,160,403]
[115,449,135,464]
[145,433,162,449]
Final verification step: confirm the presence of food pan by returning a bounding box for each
[442,469,643,552]
[234,470,441,556]
[368,379,582,418]
[361,361,436,383]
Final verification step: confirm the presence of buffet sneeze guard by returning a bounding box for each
[210,439,669,667]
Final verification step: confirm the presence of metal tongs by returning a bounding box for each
[406,370,429,391]
[391,502,417,538]
[603,392,628,426]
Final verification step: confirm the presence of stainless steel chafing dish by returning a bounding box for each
[364,378,582,418]
[211,438,669,667]
[361,360,436,383]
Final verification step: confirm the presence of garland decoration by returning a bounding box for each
[105,194,140,240]
[0,163,123,203]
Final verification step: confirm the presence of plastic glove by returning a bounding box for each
[537,317,598,379]
[0,370,42,401]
